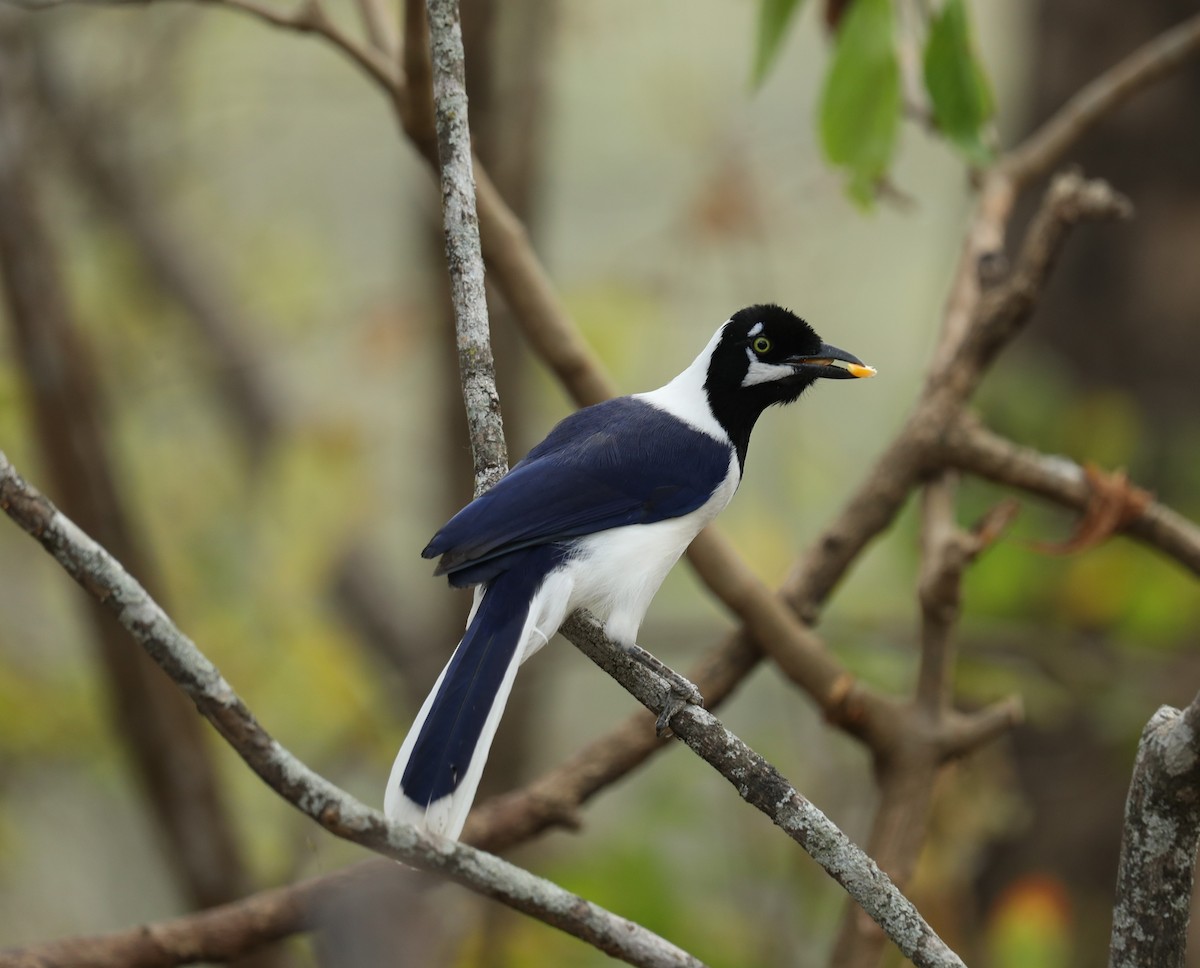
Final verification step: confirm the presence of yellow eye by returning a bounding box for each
[752,335,772,355]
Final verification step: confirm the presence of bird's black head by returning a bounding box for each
[703,304,874,465]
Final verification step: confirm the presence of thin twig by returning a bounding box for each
[0,451,704,968]
[7,0,403,91]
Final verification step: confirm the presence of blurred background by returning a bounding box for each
[0,0,1198,965]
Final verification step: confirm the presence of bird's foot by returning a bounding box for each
[654,675,704,737]
[616,641,704,736]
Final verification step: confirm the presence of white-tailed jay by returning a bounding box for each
[385,304,875,839]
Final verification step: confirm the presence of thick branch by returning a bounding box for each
[0,628,762,967]
[1109,693,1200,968]
[817,143,1127,968]
[0,453,703,968]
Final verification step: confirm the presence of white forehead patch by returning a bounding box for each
[741,356,796,387]
[747,321,764,338]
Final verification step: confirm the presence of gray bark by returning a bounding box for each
[1109,695,1200,968]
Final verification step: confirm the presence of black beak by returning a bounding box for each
[786,342,877,380]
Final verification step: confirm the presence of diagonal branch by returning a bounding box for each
[0,450,967,968]
[14,0,402,91]
[0,451,704,968]
[1001,12,1200,189]
[559,613,966,968]
[353,0,397,56]
[787,172,1131,623]
[938,413,1200,577]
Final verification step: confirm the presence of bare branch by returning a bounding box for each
[353,0,397,56]
[426,0,507,493]
[0,452,706,968]
[465,629,762,850]
[939,414,1200,577]
[1002,12,1200,189]
[819,173,1123,968]
[0,448,966,968]
[915,477,1018,713]
[936,697,1024,760]
[0,868,336,968]
[0,627,763,967]
[473,162,617,406]
[788,172,1129,622]
[560,614,966,968]
[7,0,402,92]
[1109,693,1200,968]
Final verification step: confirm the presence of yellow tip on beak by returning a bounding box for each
[845,362,877,379]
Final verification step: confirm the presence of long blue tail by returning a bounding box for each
[384,547,561,839]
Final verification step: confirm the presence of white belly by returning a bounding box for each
[560,451,740,646]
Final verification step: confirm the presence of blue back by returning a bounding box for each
[423,397,733,584]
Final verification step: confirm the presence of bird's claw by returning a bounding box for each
[655,673,704,738]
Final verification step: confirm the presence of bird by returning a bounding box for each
[384,304,875,840]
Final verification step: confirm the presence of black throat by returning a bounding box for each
[704,381,806,470]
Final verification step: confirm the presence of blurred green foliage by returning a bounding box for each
[818,0,902,205]
[752,0,809,88]
[923,0,995,164]
[756,0,996,201]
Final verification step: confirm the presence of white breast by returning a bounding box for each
[560,450,740,648]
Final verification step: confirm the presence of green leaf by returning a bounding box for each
[923,0,995,163]
[752,0,808,87]
[818,0,901,206]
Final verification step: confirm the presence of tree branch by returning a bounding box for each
[0,447,967,968]
[353,0,397,56]
[787,172,1130,626]
[559,614,966,968]
[425,0,507,493]
[1108,692,1200,968]
[1001,12,1200,189]
[915,479,1018,713]
[0,452,705,968]
[938,414,1200,577]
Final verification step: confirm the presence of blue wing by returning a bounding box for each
[424,397,733,584]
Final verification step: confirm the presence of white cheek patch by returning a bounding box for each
[741,357,797,387]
